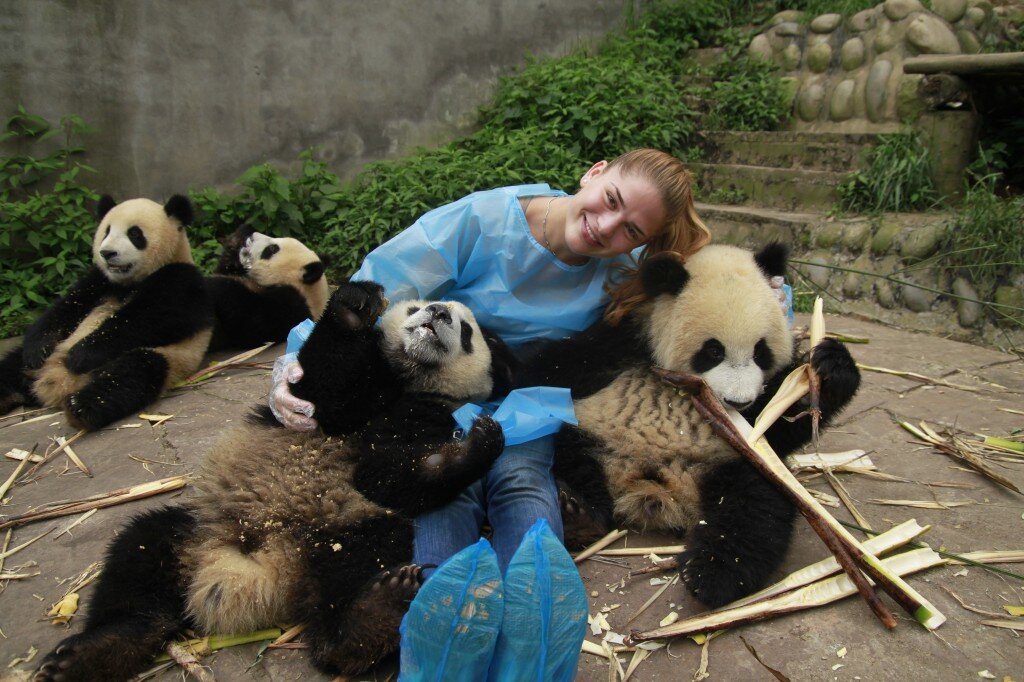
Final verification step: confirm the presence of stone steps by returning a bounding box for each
[697,130,879,172]
[695,201,820,247]
[690,162,847,210]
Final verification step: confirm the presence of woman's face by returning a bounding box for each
[562,161,667,261]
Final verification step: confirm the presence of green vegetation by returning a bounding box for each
[837,133,939,213]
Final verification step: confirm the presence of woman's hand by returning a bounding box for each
[769,276,790,319]
[270,356,318,432]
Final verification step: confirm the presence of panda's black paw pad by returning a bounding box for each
[35,636,95,681]
[679,550,745,609]
[328,283,387,329]
[466,416,504,455]
[370,564,424,600]
[558,488,581,515]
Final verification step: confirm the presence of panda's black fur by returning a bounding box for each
[0,195,213,430]
[204,224,330,352]
[520,243,861,608]
[36,283,513,681]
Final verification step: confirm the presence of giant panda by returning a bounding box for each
[204,224,330,352]
[35,282,514,681]
[520,244,861,608]
[0,195,213,431]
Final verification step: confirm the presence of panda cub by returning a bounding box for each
[36,283,513,681]
[522,244,861,608]
[205,224,330,352]
[0,195,212,430]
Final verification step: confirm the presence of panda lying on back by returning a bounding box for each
[36,282,514,681]
[205,224,330,351]
[0,195,212,430]
[521,244,861,607]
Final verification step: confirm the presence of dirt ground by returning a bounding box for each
[1,313,1022,681]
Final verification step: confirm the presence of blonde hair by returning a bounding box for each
[602,149,710,325]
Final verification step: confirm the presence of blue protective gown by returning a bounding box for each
[350,184,636,347]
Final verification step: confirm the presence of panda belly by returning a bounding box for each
[187,425,393,632]
[573,369,738,533]
[32,298,122,406]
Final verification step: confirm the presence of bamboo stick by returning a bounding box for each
[574,529,628,564]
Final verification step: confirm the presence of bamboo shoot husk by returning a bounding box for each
[629,548,943,643]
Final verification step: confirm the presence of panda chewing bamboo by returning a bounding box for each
[521,244,861,607]
[35,283,514,681]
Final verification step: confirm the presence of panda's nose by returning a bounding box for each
[100,250,118,261]
[426,303,451,325]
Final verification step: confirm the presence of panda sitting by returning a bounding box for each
[0,195,213,431]
[36,282,514,681]
[205,224,330,352]
[520,244,861,608]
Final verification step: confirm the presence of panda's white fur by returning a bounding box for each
[238,231,329,320]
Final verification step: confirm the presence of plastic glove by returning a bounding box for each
[269,354,318,432]
[769,275,793,323]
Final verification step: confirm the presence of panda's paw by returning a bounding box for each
[558,487,611,549]
[465,416,504,462]
[370,563,426,597]
[326,282,388,330]
[63,392,104,432]
[679,547,752,609]
[36,632,116,682]
[810,338,861,411]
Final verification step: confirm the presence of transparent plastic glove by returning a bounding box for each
[770,275,794,325]
[269,353,318,432]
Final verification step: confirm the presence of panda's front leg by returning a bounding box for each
[677,459,796,608]
[0,344,35,415]
[552,427,616,549]
[745,338,861,457]
[64,348,169,431]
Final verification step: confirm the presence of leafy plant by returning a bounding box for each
[837,133,939,213]
[0,108,98,337]
[705,56,789,131]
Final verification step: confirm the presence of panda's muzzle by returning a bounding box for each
[100,250,133,274]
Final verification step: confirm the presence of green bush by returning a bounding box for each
[0,108,99,338]
[837,133,939,213]
[705,56,790,131]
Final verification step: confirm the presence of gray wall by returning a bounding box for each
[1,0,637,198]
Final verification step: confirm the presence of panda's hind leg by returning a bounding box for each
[678,459,796,608]
[552,428,615,549]
[36,506,196,681]
[304,515,416,676]
[0,344,34,415]
[64,348,168,430]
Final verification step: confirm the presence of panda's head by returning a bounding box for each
[641,244,793,409]
[239,230,330,319]
[379,300,515,402]
[93,195,195,284]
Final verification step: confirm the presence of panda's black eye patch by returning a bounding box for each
[406,305,420,316]
[260,244,280,260]
[692,338,725,373]
[127,226,147,250]
[105,225,111,239]
[753,338,774,371]
[460,320,474,354]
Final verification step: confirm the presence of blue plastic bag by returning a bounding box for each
[285,318,315,354]
[452,387,577,446]
[488,519,588,682]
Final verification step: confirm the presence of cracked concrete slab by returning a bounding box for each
[1,318,1022,681]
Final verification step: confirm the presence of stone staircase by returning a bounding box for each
[690,130,879,212]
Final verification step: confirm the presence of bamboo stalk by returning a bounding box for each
[176,343,274,386]
[0,475,188,530]
[626,575,678,624]
[655,368,946,630]
[574,529,628,564]
[627,548,944,643]
[899,420,1022,495]
[0,527,53,560]
[153,629,282,663]
[21,430,87,482]
[56,435,91,477]
[0,446,34,500]
[597,545,685,557]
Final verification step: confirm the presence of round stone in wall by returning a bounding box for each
[963,6,988,28]
[884,0,923,21]
[748,34,774,61]
[901,280,935,312]
[848,8,878,32]
[952,277,982,327]
[874,21,898,53]
[957,28,982,53]
[782,43,802,71]
[807,43,832,72]
[811,13,843,33]
[830,79,856,120]
[933,0,968,23]
[771,10,805,24]
[866,60,894,122]
[907,14,962,54]
[841,37,866,69]
[776,21,802,37]
[798,82,826,120]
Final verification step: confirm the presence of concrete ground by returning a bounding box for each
[1,313,1022,681]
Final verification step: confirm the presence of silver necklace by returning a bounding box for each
[541,196,556,251]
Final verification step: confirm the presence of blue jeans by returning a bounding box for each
[413,435,564,576]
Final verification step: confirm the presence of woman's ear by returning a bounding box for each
[580,160,608,187]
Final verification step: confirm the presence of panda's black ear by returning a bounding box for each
[316,252,333,268]
[483,329,518,400]
[640,253,690,298]
[97,195,116,221]
[754,242,788,279]
[302,261,326,285]
[164,194,194,229]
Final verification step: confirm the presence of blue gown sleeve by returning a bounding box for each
[350,197,483,302]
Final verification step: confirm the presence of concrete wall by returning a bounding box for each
[1,0,638,198]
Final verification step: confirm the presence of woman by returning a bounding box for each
[271,149,711,678]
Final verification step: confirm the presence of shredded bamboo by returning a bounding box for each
[574,529,628,564]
